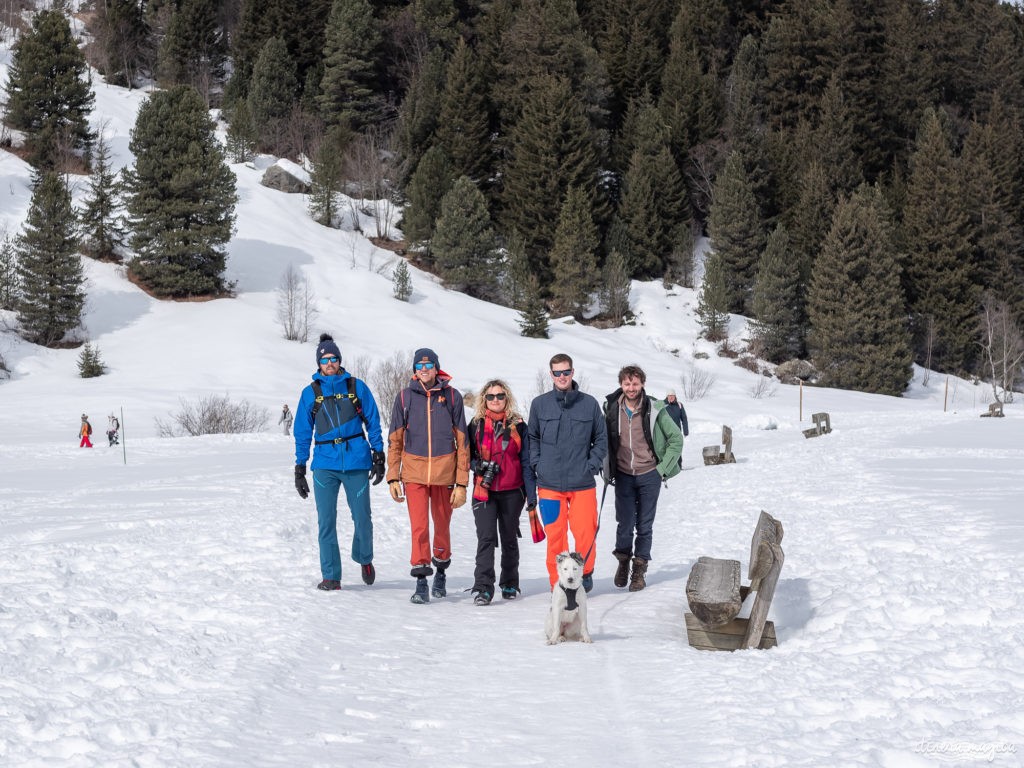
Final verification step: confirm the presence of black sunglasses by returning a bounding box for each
[484,392,507,401]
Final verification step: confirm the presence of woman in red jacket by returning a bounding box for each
[467,380,537,605]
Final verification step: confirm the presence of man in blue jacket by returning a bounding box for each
[527,353,607,593]
[293,334,385,591]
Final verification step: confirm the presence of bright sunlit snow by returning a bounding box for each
[1,45,1022,768]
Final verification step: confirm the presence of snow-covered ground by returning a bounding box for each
[2,43,1023,768]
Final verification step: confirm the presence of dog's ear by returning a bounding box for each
[556,552,569,564]
[570,552,584,567]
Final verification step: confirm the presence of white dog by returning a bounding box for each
[545,552,592,644]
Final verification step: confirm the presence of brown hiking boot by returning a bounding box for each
[612,550,631,588]
[628,558,648,592]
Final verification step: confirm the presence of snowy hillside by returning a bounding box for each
[2,49,1024,768]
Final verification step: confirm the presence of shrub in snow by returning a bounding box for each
[77,343,107,378]
[156,395,268,437]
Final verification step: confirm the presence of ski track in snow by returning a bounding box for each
[2,411,1022,766]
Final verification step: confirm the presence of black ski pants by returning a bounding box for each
[471,488,525,592]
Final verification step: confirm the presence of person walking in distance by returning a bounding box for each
[279,404,294,435]
[293,334,386,591]
[527,354,607,593]
[604,365,682,592]
[467,379,537,605]
[661,389,689,437]
[79,414,93,448]
[387,348,470,604]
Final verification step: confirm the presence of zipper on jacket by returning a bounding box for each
[425,388,433,485]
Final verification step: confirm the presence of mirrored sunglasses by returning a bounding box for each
[551,369,573,377]
[319,356,340,365]
[414,362,436,370]
[484,392,507,401]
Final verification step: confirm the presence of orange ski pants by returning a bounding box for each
[538,486,598,587]
[405,482,453,566]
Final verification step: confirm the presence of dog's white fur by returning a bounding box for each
[545,551,592,644]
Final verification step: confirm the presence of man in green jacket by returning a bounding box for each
[603,364,683,592]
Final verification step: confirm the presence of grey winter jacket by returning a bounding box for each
[527,383,608,492]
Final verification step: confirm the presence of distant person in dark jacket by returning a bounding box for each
[662,389,689,437]
[527,353,607,593]
[293,334,385,592]
[467,379,537,605]
[279,404,293,435]
[387,348,470,605]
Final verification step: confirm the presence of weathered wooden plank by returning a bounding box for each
[684,612,777,651]
[686,556,742,627]
[748,510,784,582]
[702,445,722,465]
[742,542,784,650]
[721,425,735,463]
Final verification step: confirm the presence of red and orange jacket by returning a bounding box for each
[386,374,470,488]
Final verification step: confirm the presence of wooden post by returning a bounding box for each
[943,377,948,413]
[799,380,803,421]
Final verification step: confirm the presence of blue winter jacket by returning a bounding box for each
[294,370,384,471]
[527,383,608,492]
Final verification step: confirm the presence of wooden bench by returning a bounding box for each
[702,425,736,465]
[980,401,1004,418]
[802,411,832,438]
[684,511,785,651]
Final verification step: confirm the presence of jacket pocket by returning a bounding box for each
[539,416,560,445]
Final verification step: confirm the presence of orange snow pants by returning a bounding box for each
[405,482,453,566]
[538,486,598,587]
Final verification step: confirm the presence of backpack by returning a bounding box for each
[310,375,369,446]
[86,422,92,435]
[397,383,459,429]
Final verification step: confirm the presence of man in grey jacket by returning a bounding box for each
[528,353,607,592]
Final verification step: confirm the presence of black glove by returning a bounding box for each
[370,450,385,486]
[294,465,309,499]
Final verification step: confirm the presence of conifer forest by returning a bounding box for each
[3,0,1024,396]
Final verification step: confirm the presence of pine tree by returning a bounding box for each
[394,48,447,181]
[392,259,413,301]
[80,132,125,261]
[657,0,723,163]
[696,251,730,342]
[77,343,107,378]
[495,0,611,134]
[901,108,978,372]
[434,38,493,185]
[432,176,499,299]
[123,86,237,298]
[308,126,350,227]
[157,0,226,102]
[15,173,84,346]
[549,186,600,319]
[500,74,601,283]
[401,145,453,253]
[318,0,383,131]
[707,151,766,314]
[4,9,95,169]
[807,184,912,396]
[600,248,632,325]
[246,37,298,153]
[618,127,690,279]
[814,74,863,199]
[225,99,257,163]
[750,225,802,363]
[0,233,18,311]
[517,274,550,338]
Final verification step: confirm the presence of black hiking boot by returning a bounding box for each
[431,569,447,599]
[317,579,341,591]
[473,589,493,606]
[500,586,519,600]
[430,557,450,599]
[410,576,430,604]
[361,563,375,585]
[612,549,632,589]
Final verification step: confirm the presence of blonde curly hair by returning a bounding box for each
[472,379,523,424]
